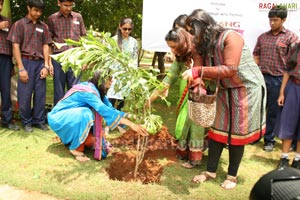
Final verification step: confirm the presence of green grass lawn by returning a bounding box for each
[0,64,289,200]
[0,125,284,200]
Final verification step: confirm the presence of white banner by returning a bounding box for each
[142,0,300,52]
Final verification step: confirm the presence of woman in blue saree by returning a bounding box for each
[48,70,147,162]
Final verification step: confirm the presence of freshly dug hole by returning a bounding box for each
[106,125,177,183]
[106,152,163,184]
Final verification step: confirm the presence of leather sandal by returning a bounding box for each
[221,175,237,189]
[192,171,216,183]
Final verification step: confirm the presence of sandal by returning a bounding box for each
[181,161,200,169]
[70,150,90,162]
[221,175,237,189]
[192,171,216,183]
[182,162,196,169]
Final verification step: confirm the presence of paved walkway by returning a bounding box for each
[0,185,58,200]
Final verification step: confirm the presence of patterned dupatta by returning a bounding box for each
[93,112,105,160]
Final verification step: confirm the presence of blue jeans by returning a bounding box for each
[18,59,46,126]
[52,59,81,105]
[263,74,282,145]
[0,54,13,124]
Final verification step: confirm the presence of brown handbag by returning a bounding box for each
[187,30,227,128]
[187,69,219,127]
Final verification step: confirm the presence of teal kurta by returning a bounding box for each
[48,82,126,150]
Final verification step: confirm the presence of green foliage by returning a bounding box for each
[143,114,163,134]
[11,0,143,39]
[51,30,165,134]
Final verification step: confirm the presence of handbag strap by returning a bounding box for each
[198,68,219,96]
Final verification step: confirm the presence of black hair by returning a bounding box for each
[268,5,288,19]
[186,9,225,57]
[116,17,134,50]
[59,0,75,2]
[287,43,300,70]
[27,0,45,10]
[172,14,188,29]
[88,70,108,101]
[165,27,193,62]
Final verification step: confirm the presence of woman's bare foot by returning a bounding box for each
[70,150,90,162]
[181,161,200,169]
[182,162,196,169]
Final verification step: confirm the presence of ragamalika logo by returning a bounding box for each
[258,2,298,11]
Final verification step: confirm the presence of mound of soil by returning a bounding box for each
[106,125,178,184]
[111,125,177,151]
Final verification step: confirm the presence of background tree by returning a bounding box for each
[1,0,11,18]
[11,0,143,39]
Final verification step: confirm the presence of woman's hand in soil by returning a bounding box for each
[131,124,148,137]
[119,117,148,136]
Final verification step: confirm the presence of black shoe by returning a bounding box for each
[290,144,297,152]
[263,143,274,152]
[34,123,49,131]
[24,124,33,132]
[291,159,300,169]
[277,157,290,169]
[2,123,20,131]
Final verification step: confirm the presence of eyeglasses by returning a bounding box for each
[122,28,132,31]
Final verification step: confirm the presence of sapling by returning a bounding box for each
[51,30,167,178]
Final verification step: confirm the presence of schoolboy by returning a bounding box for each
[48,0,86,105]
[0,0,19,131]
[7,0,52,132]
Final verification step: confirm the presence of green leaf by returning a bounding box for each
[51,30,166,134]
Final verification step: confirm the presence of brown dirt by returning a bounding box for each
[110,125,177,151]
[106,152,164,184]
[106,126,178,184]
